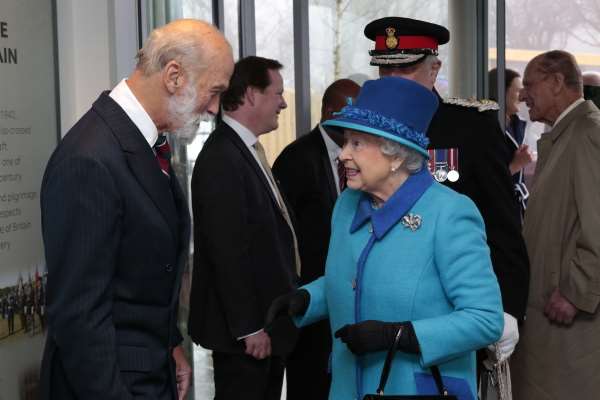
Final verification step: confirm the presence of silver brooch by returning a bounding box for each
[401,213,422,231]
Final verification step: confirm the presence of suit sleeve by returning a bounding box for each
[561,127,600,313]
[41,156,132,400]
[413,195,504,367]
[471,114,530,319]
[192,154,263,339]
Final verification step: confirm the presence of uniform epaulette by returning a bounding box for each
[442,97,499,112]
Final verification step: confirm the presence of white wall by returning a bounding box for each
[56,0,138,136]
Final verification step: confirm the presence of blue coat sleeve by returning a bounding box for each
[412,194,504,367]
[294,277,328,327]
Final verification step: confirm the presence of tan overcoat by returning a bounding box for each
[512,100,600,400]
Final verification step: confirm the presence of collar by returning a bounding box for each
[350,167,433,239]
[109,79,158,148]
[222,114,258,147]
[553,98,585,128]
[318,123,342,161]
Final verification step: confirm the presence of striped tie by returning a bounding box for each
[337,158,346,192]
[154,134,171,177]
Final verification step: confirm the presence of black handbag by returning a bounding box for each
[363,329,458,399]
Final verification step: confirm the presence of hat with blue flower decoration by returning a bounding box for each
[322,76,438,158]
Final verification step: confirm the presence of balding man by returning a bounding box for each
[511,50,600,400]
[40,19,233,400]
[272,78,360,400]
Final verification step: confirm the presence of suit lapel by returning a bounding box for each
[92,92,179,241]
[312,127,338,206]
[220,123,281,210]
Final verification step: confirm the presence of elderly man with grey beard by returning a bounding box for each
[40,19,234,400]
[511,50,600,400]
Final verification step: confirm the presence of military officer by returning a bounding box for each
[363,17,528,361]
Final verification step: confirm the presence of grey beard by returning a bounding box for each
[172,115,201,139]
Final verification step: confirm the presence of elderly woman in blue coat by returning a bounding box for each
[267,77,503,400]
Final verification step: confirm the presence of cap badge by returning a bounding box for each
[385,27,398,50]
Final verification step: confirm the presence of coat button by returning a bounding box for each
[165,264,173,272]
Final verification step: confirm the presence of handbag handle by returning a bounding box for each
[376,327,449,396]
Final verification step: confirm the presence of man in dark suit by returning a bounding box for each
[272,78,360,400]
[189,56,299,400]
[40,20,233,400]
[363,17,526,361]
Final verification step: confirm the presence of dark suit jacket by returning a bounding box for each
[188,121,298,356]
[40,93,190,400]
[427,99,530,320]
[273,126,337,285]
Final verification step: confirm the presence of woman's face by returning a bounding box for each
[506,77,523,117]
[339,130,398,199]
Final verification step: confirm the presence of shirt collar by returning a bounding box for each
[318,123,341,161]
[350,167,433,239]
[553,98,585,127]
[109,79,158,148]
[222,114,258,147]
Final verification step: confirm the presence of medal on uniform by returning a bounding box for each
[433,149,448,182]
[427,149,436,175]
[447,148,460,182]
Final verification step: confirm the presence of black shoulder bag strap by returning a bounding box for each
[375,327,449,396]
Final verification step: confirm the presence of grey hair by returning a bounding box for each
[379,138,425,174]
[136,26,208,76]
[532,50,583,92]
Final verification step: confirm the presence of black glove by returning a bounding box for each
[334,320,419,356]
[265,289,310,331]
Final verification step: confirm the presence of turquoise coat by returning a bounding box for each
[296,169,503,400]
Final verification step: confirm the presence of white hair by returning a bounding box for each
[135,22,215,76]
[136,32,204,76]
[379,138,425,174]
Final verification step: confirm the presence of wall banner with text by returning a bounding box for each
[0,1,59,399]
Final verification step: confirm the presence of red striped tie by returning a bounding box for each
[154,134,171,177]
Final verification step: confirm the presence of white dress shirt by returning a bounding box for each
[318,123,342,195]
[109,79,158,149]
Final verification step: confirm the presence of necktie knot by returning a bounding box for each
[154,134,171,177]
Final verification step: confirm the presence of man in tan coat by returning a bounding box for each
[511,50,600,400]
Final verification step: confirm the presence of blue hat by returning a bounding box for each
[322,77,438,158]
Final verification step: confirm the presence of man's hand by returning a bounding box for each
[172,345,192,400]
[244,330,271,360]
[265,289,310,331]
[544,288,578,325]
[509,144,533,175]
[487,313,519,362]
